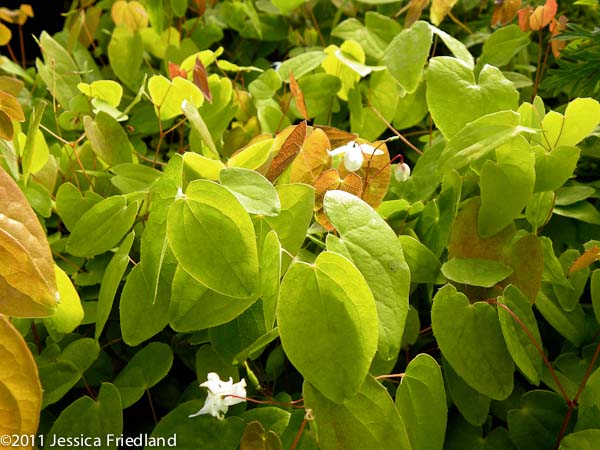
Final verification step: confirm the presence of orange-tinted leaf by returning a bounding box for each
[0,76,24,96]
[168,62,186,79]
[338,140,390,209]
[491,0,522,28]
[550,15,568,58]
[405,0,429,27]
[0,167,58,317]
[518,6,532,32]
[195,0,207,16]
[314,125,357,149]
[0,111,12,140]
[0,90,24,122]
[266,121,307,181]
[0,315,42,438]
[193,56,212,103]
[568,246,600,275]
[290,127,331,185]
[290,71,309,121]
[20,4,34,18]
[529,0,557,31]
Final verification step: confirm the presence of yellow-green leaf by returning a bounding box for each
[0,167,58,317]
[0,316,42,439]
[42,266,84,341]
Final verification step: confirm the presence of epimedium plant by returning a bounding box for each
[1,1,600,450]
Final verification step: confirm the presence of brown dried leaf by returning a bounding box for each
[0,111,12,140]
[266,121,307,181]
[193,56,212,103]
[289,127,331,185]
[0,167,58,317]
[290,71,308,120]
[506,233,543,303]
[405,0,429,27]
[314,125,357,149]
[568,246,600,275]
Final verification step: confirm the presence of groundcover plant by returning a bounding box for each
[0,0,600,449]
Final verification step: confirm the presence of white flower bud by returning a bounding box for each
[394,162,411,182]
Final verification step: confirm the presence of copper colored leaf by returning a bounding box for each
[529,0,556,31]
[168,62,186,79]
[491,0,521,28]
[0,90,25,122]
[240,421,282,450]
[0,111,12,140]
[568,246,600,275]
[289,71,308,121]
[314,125,357,149]
[0,316,42,437]
[290,127,331,185]
[338,140,390,209]
[195,0,207,16]
[506,233,543,303]
[518,6,532,32]
[193,56,212,103]
[405,0,429,27]
[266,121,307,181]
[0,167,58,317]
[550,16,568,58]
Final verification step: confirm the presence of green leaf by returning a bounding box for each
[276,52,327,81]
[443,359,491,426]
[113,342,173,408]
[429,25,474,69]
[534,145,581,192]
[83,112,134,166]
[398,235,443,284]
[477,25,530,70]
[553,249,589,311]
[66,196,138,258]
[119,264,170,346]
[441,258,513,287]
[55,183,103,232]
[108,25,144,91]
[195,344,239,386]
[209,301,267,363]
[554,201,600,225]
[592,270,600,327]
[148,75,204,121]
[576,366,600,432]
[240,421,283,450]
[304,376,411,450]
[426,57,518,138]
[260,230,281,329]
[438,110,523,174]
[264,184,314,268]
[535,286,587,347]
[169,265,257,331]
[431,285,514,399]
[181,98,217,157]
[559,430,600,450]
[167,180,259,299]
[555,186,596,206]
[78,80,123,108]
[478,136,535,237]
[272,0,306,14]
[150,404,244,450]
[383,21,432,94]
[43,266,84,341]
[227,138,275,171]
[395,354,447,450]
[332,19,388,61]
[46,383,122,450]
[111,163,161,193]
[95,231,134,340]
[183,152,225,182]
[507,390,567,450]
[220,168,281,216]
[277,251,378,403]
[324,190,410,361]
[498,285,543,385]
[541,98,600,149]
[21,101,47,183]
[39,338,100,407]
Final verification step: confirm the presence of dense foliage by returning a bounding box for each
[1,0,600,449]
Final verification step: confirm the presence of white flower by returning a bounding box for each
[189,372,247,420]
[394,162,411,182]
[328,141,384,172]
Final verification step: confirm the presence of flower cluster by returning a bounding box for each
[189,372,247,420]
